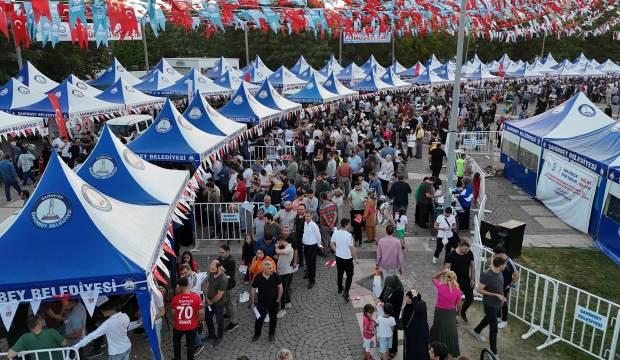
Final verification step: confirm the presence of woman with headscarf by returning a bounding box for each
[400,289,430,360]
[430,270,462,357]
[379,275,404,359]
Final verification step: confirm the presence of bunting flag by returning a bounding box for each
[68,0,86,29]
[92,0,109,48]
[0,3,12,39]
[0,302,20,330]
[11,11,30,48]
[79,289,101,317]
[47,93,69,139]
[31,0,51,24]
[70,18,89,48]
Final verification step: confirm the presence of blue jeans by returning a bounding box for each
[108,349,130,360]
[4,180,21,202]
[22,169,35,185]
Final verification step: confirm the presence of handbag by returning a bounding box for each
[443,216,460,244]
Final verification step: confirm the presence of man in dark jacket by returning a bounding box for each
[218,244,238,332]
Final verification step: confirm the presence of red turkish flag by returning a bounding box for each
[47,93,69,139]
[70,19,89,49]
[0,3,11,39]
[498,63,504,77]
[11,12,30,48]
[31,0,52,24]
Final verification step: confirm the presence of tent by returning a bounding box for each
[598,154,620,264]
[218,82,281,124]
[267,66,307,93]
[65,75,102,97]
[287,74,341,104]
[254,80,303,114]
[576,64,607,77]
[14,61,59,93]
[15,79,124,119]
[319,54,344,76]
[252,55,274,77]
[0,78,46,113]
[597,59,620,74]
[183,90,247,140]
[549,63,585,77]
[573,52,589,66]
[128,99,226,164]
[542,53,558,68]
[399,62,426,79]
[145,58,183,82]
[322,72,359,98]
[538,121,620,236]
[501,92,614,196]
[297,67,327,83]
[462,64,499,81]
[0,110,44,139]
[96,78,166,112]
[432,63,455,81]
[504,64,544,79]
[360,55,385,74]
[379,69,411,89]
[0,153,170,360]
[242,64,270,84]
[388,61,407,75]
[158,69,230,97]
[88,57,142,88]
[409,68,450,85]
[290,55,312,75]
[134,70,177,95]
[352,71,393,92]
[424,54,443,71]
[78,125,189,205]
[206,57,240,79]
[214,71,260,93]
[336,63,366,84]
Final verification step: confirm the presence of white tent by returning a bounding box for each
[0,111,44,139]
[66,74,102,97]
[597,60,620,74]
[15,62,59,93]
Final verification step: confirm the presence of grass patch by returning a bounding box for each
[518,247,620,304]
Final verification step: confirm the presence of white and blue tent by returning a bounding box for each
[336,63,366,84]
[360,55,384,73]
[65,74,102,97]
[0,78,46,113]
[287,74,340,104]
[206,57,240,79]
[542,53,558,68]
[252,55,274,77]
[242,64,270,85]
[213,71,260,93]
[14,61,58,93]
[144,58,184,82]
[96,78,165,112]
[319,54,344,76]
[351,71,393,92]
[158,69,230,97]
[501,92,614,196]
[218,82,281,124]
[183,90,247,140]
[128,100,226,165]
[253,80,302,115]
[504,64,543,79]
[88,57,142,88]
[388,61,407,75]
[290,55,312,75]
[0,153,170,359]
[267,66,307,93]
[297,67,327,83]
[399,62,426,80]
[597,60,620,74]
[322,72,359,98]
[538,122,620,237]
[573,52,589,67]
[380,69,411,89]
[432,63,455,81]
[78,125,189,205]
[599,154,620,264]
[134,70,176,95]
[462,64,499,81]
[409,68,450,85]
[424,54,443,71]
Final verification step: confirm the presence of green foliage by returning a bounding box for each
[0,27,619,83]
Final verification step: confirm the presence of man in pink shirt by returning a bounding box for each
[376,224,405,279]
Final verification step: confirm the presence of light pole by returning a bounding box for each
[244,25,250,66]
[141,23,149,71]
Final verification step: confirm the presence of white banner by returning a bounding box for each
[537,152,598,232]
[343,31,392,44]
[0,302,20,330]
[80,289,100,317]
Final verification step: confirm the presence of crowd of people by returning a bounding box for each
[1,75,617,360]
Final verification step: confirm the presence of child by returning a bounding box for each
[472,172,481,207]
[362,304,376,360]
[241,234,256,284]
[377,303,396,360]
[394,208,408,250]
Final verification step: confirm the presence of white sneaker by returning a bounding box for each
[285,303,292,309]
[498,321,507,329]
[432,257,438,264]
[470,329,486,342]
[277,310,286,318]
[264,315,270,323]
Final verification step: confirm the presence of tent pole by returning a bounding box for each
[540,34,546,59]
[141,23,150,72]
[244,26,250,67]
[445,0,467,199]
[15,45,23,71]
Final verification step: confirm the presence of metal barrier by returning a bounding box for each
[472,216,620,360]
[456,131,501,157]
[0,347,80,360]
[192,202,264,246]
[244,145,296,167]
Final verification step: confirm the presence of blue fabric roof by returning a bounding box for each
[183,91,227,136]
[0,78,45,113]
[0,154,145,292]
[543,122,620,176]
[158,69,230,96]
[219,82,280,123]
[286,75,339,104]
[206,57,237,79]
[87,58,141,88]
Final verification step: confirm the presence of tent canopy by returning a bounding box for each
[462,64,499,81]
[0,110,44,138]
[145,58,184,82]
[380,69,411,89]
[319,54,343,76]
[159,69,230,96]
[287,74,341,104]
[88,58,142,88]
[322,72,359,98]
[254,80,303,114]
[183,90,247,139]
[505,64,543,79]
[65,75,102,97]
[15,61,59,93]
[252,55,274,76]
[15,80,124,118]
[504,92,615,146]
[0,78,47,113]
[78,125,189,205]
[242,64,270,84]
[388,61,407,74]
[96,78,165,111]
[290,55,312,75]
[424,54,443,71]
[214,71,260,93]
[206,57,239,79]
[360,55,385,73]
[352,71,393,92]
[597,60,620,74]
[297,67,327,83]
[267,66,306,91]
[336,63,366,83]
[0,153,170,293]
[128,99,225,164]
[134,70,177,95]
[399,62,426,79]
[410,68,450,85]
[218,82,281,124]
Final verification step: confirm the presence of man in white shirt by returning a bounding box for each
[17,149,36,186]
[330,218,358,302]
[302,210,323,289]
[73,302,142,360]
[275,236,295,317]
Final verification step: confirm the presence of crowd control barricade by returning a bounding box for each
[192,202,264,246]
[244,145,296,167]
[456,131,501,158]
[0,347,80,360]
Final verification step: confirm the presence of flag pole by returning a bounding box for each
[15,44,23,70]
[244,25,250,66]
[141,23,150,71]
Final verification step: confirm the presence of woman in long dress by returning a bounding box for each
[379,275,404,359]
[429,270,462,357]
[400,290,430,360]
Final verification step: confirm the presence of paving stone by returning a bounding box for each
[508,195,533,201]
[533,216,571,230]
[520,205,553,217]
